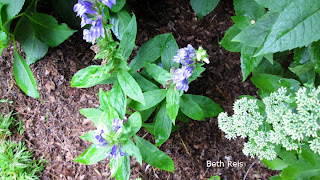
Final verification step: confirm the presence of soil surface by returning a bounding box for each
[0,0,277,179]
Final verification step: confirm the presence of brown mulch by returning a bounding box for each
[0,0,277,179]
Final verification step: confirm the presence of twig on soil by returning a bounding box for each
[178,133,190,156]
[243,160,258,180]
[94,168,102,177]
[49,173,61,180]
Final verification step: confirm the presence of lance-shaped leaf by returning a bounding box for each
[13,50,39,98]
[179,94,204,121]
[79,108,107,127]
[240,45,264,81]
[128,89,167,111]
[255,0,320,56]
[234,0,266,20]
[190,0,220,19]
[185,94,223,117]
[122,139,142,165]
[166,86,180,123]
[28,13,76,47]
[110,10,131,40]
[134,135,174,172]
[75,144,111,165]
[79,130,96,143]
[118,15,136,61]
[219,26,243,52]
[109,81,126,119]
[122,112,142,138]
[144,62,172,85]
[117,69,145,105]
[161,34,179,71]
[154,102,172,146]
[131,72,159,92]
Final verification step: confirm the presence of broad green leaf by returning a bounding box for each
[70,64,113,88]
[74,144,110,165]
[1,0,25,23]
[145,62,172,85]
[251,74,301,94]
[110,10,131,40]
[128,89,167,111]
[262,158,289,170]
[234,0,266,20]
[219,26,243,52]
[154,103,172,146]
[133,135,174,172]
[79,130,96,143]
[185,94,223,117]
[142,123,155,135]
[79,108,107,126]
[177,110,189,123]
[122,139,142,165]
[255,0,320,56]
[294,47,310,65]
[254,0,292,12]
[0,30,8,56]
[111,0,126,12]
[231,15,251,30]
[15,17,48,65]
[114,155,130,180]
[309,40,320,76]
[166,86,180,123]
[240,45,264,81]
[233,11,279,48]
[122,112,142,138]
[131,72,159,92]
[140,106,157,122]
[190,0,219,19]
[13,50,39,98]
[52,0,80,27]
[118,15,136,61]
[188,63,205,83]
[98,89,119,127]
[129,34,169,72]
[28,13,76,47]
[117,69,145,105]
[179,94,204,121]
[289,62,314,76]
[252,59,283,76]
[110,81,126,119]
[161,34,179,71]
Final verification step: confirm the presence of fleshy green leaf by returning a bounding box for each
[154,103,172,146]
[240,45,264,81]
[122,139,142,165]
[185,94,223,118]
[166,86,180,124]
[122,112,142,138]
[111,0,126,12]
[144,62,172,85]
[118,15,136,61]
[255,0,320,56]
[110,10,131,40]
[128,89,167,111]
[79,108,107,127]
[219,26,243,52]
[133,135,174,172]
[28,13,76,47]
[179,94,204,121]
[129,34,169,72]
[234,0,266,20]
[161,34,179,71]
[131,72,159,92]
[13,50,39,98]
[70,64,113,88]
[15,17,48,65]
[117,69,145,105]
[74,144,110,165]
[190,0,219,19]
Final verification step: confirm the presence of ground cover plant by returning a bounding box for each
[0,0,320,179]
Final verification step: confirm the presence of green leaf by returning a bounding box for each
[140,106,157,122]
[179,94,204,121]
[289,62,314,76]
[234,0,266,20]
[262,158,289,170]
[79,108,107,127]
[129,34,169,72]
[166,86,180,124]
[128,89,167,111]
[231,15,251,30]
[131,72,159,92]
[122,112,142,138]
[0,30,8,56]
[309,40,320,76]
[1,0,25,23]
[98,89,119,127]
[142,123,155,135]
[13,50,39,98]
[188,63,205,83]
[252,59,283,76]
[219,26,243,52]
[117,69,145,105]
[190,0,219,19]
[161,34,179,71]
[154,103,172,146]
[185,94,223,118]
[109,81,126,119]
[110,10,131,40]
[251,74,301,94]
[79,130,96,143]
[240,45,264,81]
[294,47,310,65]
[15,17,48,65]
[133,135,174,172]
[70,64,113,88]
[118,15,136,61]
[177,110,189,123]
[111,0,126,12]
[145,62,172,85]
[74,144,110,165]
[122,139,142,165]
[114,155,130,180]
[255,0,320,56]
[254,0,292,12]
[51,0,80,27]
[28,13,76,47]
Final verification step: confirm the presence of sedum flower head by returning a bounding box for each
[218,86,320,160]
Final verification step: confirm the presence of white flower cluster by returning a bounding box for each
[218,86,320,161]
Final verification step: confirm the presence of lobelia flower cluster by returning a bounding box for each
[171,45,209,92]
[218,86,320,160]
[73,0,116,44]
[94,118,126,160]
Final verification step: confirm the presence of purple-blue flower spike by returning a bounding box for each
[173,44,196,66]
[73,0,97,17]
[94,129,109,148]
[99,0,116,9]
[112,118,123,133]
[171,66,193,92]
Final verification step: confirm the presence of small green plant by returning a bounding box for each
[0,112,45,179]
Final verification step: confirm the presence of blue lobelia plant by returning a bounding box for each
[71,0,223,179]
